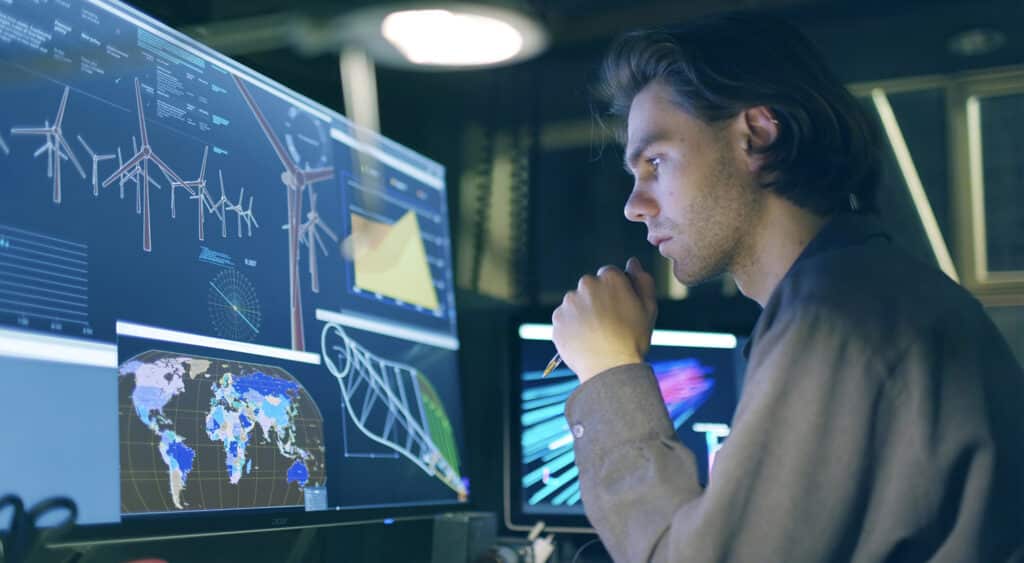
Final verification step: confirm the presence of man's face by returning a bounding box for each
[623,81,763,285]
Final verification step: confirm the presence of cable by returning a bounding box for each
[573,540,602,563]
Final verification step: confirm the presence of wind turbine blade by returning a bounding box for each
[314,231,328,255]
[103,151,146,187]
[11,127,49,136]
[303,167,334,185]
[149,152,187,186]
[232,74,297,175]
[76,134,94,156]
[55,86,70,128]
[319,222,339,242]
[59,136,86,178]
[133,80,149,150]
[199,145,208,180]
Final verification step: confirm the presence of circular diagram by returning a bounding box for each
[284,105,330,171]
[208,268,262,342]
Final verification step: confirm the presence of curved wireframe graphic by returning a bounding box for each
[320,322,466,499]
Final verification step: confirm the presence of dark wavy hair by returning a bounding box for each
[597,12,882,215]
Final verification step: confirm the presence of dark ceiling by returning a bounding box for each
[126,0,1024,77]
[121,0,1024,118]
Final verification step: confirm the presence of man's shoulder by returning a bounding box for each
[761,239,987,363]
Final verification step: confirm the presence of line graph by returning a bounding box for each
[10,86,86,204]
[0,223,91,333]
[233,75,334,352]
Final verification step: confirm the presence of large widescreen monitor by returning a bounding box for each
[0,0,467,544]
[505,322,746,533]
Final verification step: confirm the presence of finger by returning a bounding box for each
[625,257,657,316]
[576,274,596,292]
[595,264,622,278]
[596,264,630,290]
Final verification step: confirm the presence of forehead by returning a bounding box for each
[626,82,706,149]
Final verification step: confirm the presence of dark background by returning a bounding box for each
[21,0,1024,561]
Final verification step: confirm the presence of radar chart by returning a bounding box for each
[208,268,262,341]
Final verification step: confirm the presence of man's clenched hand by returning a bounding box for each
[551,257,658,383]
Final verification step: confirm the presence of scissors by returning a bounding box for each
[0,494,78,563]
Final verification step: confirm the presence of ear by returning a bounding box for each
[740,106,780,172]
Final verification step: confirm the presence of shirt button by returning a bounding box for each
[572,424,585,439]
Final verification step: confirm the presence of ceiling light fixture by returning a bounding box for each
[947,27,1007,57]
[335,2,548,70]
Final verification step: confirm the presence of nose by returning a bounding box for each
[624,185,657,223]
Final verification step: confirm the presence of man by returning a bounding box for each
[550,13,1024,563]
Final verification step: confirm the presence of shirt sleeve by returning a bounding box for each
[564,303,901,562]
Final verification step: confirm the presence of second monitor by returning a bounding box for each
[505,322,747,533]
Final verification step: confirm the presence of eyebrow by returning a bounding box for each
[623,130,674,175]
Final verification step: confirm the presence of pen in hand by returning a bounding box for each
[543,258,646,379]
[541,352,561,378]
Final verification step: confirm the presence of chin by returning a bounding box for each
[672,258,725,287]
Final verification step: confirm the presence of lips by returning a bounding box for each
[648,235,672,247]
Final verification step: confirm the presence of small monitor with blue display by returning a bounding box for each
[505,322,747,533]
[0,0,467,544]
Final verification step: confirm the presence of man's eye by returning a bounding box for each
[647,157,662,171]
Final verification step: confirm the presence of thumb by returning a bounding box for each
[625,257,657,317]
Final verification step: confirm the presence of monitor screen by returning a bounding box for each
[0,0,467,543]
[505,323,746,532]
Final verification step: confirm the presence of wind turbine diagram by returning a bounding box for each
[298,188,337,293]
[208,170,234,238]
[170,145,208,220]
[321,322,467,499]
[10,86,86,204]
[101,78,191,252]
[226,186,258,237]
[238,193,259,237]
[233,74,334,352]
[76,134,115,197]
[114,136,161,213]
[99,79,236,253]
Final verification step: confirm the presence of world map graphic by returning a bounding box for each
[118,350,326,513]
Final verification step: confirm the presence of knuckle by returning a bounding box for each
[596,264,620,278]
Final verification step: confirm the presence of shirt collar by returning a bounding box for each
[741,212,890,361]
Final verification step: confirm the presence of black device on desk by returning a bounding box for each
[0,0,468,546]
[504,318,748,533]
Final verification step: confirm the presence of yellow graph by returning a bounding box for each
[347,210,440,311]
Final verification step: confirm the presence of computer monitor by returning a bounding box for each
[0,0,467,544]
[505,322,747,533]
